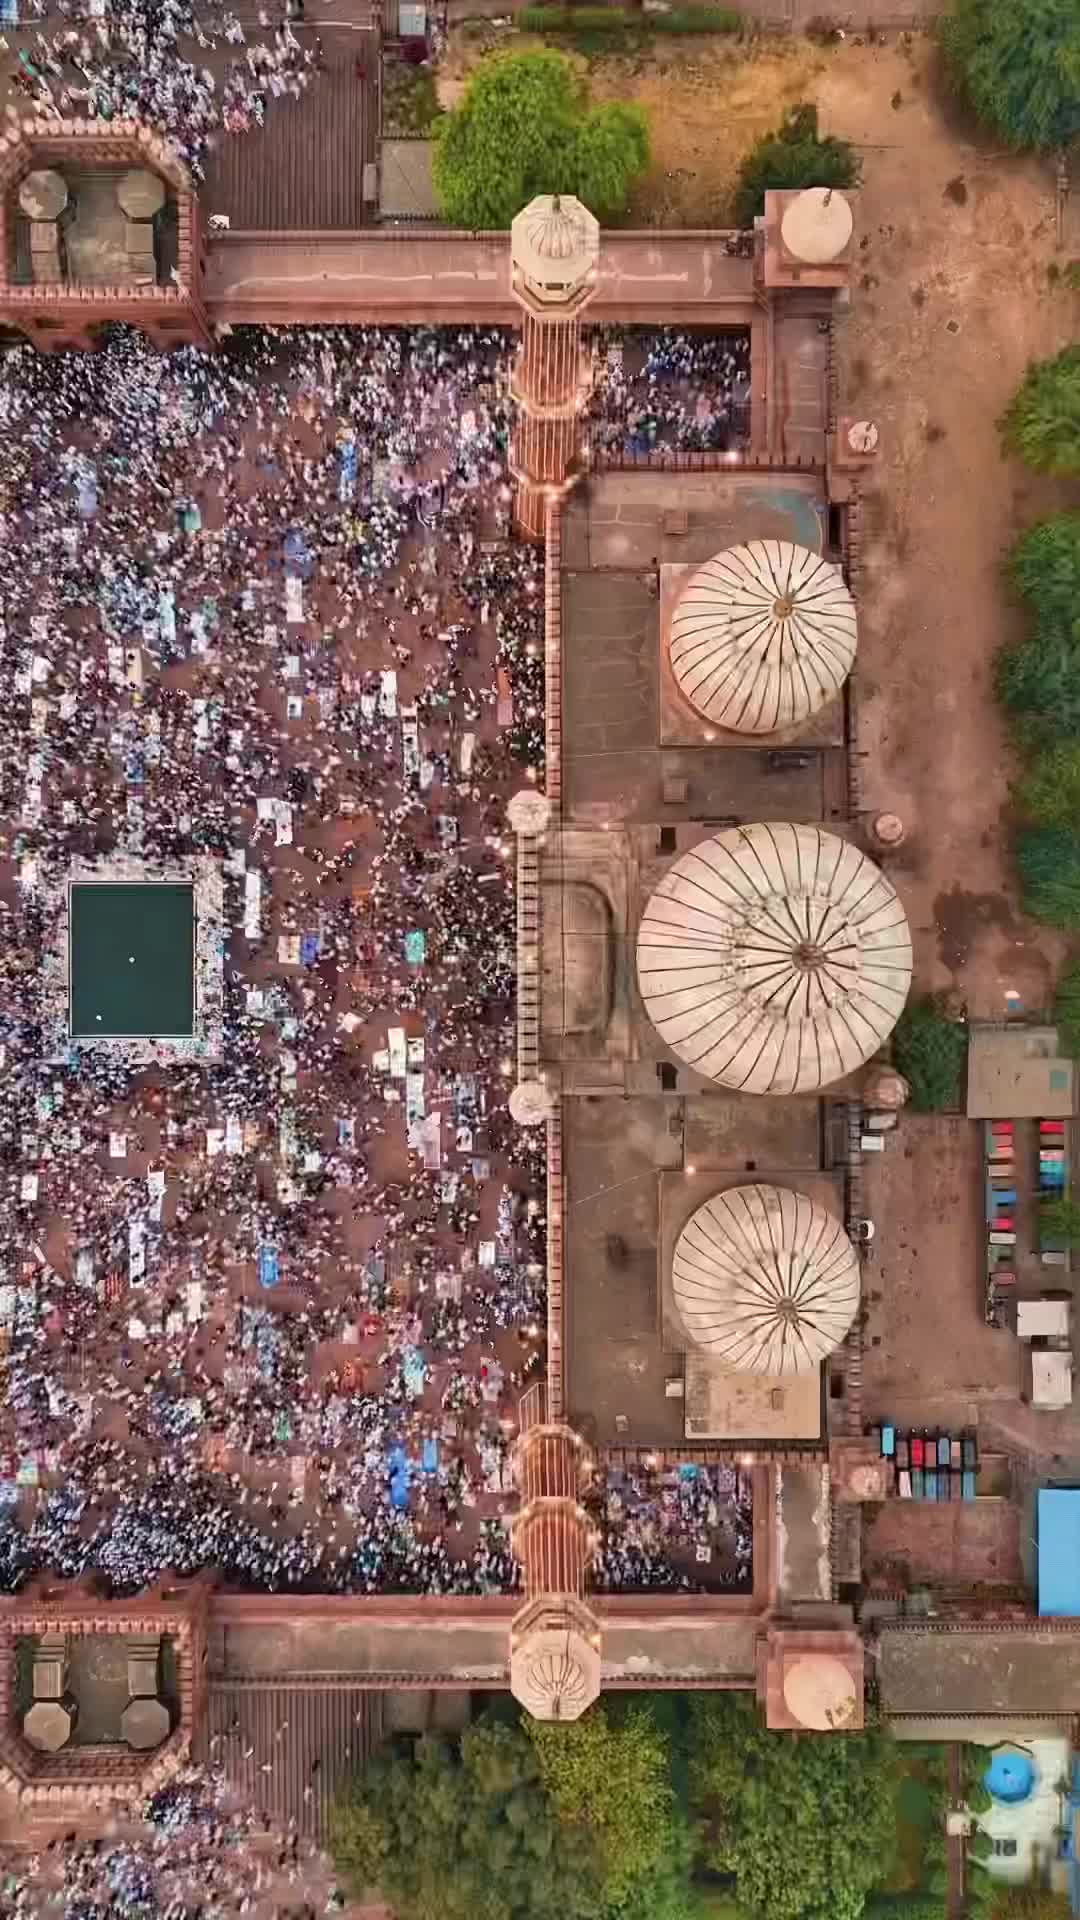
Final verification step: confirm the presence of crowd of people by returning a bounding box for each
[0,1768,347,1917]
[4,0,319,180]
[589,327,753,457]
[0,319,753,1610]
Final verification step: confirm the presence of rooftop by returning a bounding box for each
[966,1023,1076,1120]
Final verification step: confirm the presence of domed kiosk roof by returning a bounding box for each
[783,1654,859,1730]
[510,1624,601,1722]
[781,187,854,265]
[636,823,912,1094]
[511,193,599,289]
[669,542,856,734]
[672,1184,859,1374]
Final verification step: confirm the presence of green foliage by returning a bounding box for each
[864,1897,946,1920]
[516,5,741,34]
[967,1829,993,1862]
[1016,744,1080,826]
[994,1891,1073,1919]
[431,49,649,227]
[1038,1194,1080,1247]
[688,1693,898,1920]
[1000,349,1080,476]
[995,626,1080,746]
[1054,960,1080,1054]
[892,998,968,1111]
[1017,825,1080,926]
[964,1777,993,1814]
[1008,514,1080,636]
[938,0,1080,149]
[733,102,860,227]
[526,1704,677,1912]
[329,1723,605,1920]
[381,60,440,135]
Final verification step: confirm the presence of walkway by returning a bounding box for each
[204,229,758,327]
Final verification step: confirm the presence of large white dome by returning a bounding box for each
[637,823,912,1094]
[671,1184,859,1374]
[668,541,856,735]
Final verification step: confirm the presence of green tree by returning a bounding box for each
[892,998,968,1111]
[1017,825,1080,925]
[1054,960,1080,1054]
[733,104,860,227]
[688,1694,898,1920]
[1016,743,1080,826]
[1038,1194,1080,1247]
[527,1702,678,1913]
[431,49,648,228]
[329,1723,605,1920]
[995,626,1080,746]
[1000,349,1080,476]
[1008,514,1080,635]
[938,0,1080,149]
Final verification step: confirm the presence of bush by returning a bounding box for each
[431,48,649,227]
[864,1898,946,1920]
[516,4,740,33]
[1038,1195,1080,1248]
[1017,826,1080,927]
[938,0,1080,150]
[1054,961,1080,1056]
[1000,348,1080,477]
[968,1829,993,1862]
[733,102,859,227]
[381,60,440,136]
[1016,743,1080,827]
[1008,514,1080,636]
[892,997,968,1111]
[995,626,1080,747]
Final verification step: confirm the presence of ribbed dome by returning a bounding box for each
[510,1624,601,1722]
[671,1184,859,1373]
[669,542,856,734]
[511,194,599,289]
[637,823,912,1094]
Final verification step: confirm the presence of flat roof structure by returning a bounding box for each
[379,140,437,222]
[1037,1489,1080,1617]
[967,1023,1076,1119]
[879,1624,1080,1717]
[70,883,195,1040]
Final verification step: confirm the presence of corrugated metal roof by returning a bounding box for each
[203,1681,384,1836]
[202,28,377,232]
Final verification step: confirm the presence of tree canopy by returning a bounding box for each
[526,1702,676,1913]
[939,0,1080,149]
[892,998,968,1111]
[688,1694,898,1920]
[1008,513,1080,635]
[732,104,860,228]
[1017,825,1080,926]
[1000,348,1080,476]
[431,49,649,229]
[330,1722,606,1920]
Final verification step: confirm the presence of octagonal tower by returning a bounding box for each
[509,194,599,542]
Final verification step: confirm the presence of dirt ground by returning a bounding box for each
[863,1496,1023,1590]
[821,39,1080,1014]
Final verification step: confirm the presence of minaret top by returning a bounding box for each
[511,193,600,311]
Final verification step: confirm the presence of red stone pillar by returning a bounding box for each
[508,196,599,543]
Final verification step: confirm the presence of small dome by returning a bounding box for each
[783,1654,858,1730]
[511,1625,600,1722]
[511,194,599,293]
[671,1184,859,1374]
[669,542,856,734]
[636,823,912,1094]
[781,187,854,265]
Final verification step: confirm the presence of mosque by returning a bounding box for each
[0,149,917,1824]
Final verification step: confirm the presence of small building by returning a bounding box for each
[967,1024,1076,1120]
[1037,1489,1080,1618]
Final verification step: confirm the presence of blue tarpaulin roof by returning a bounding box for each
[1038,1488,1080,1616]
